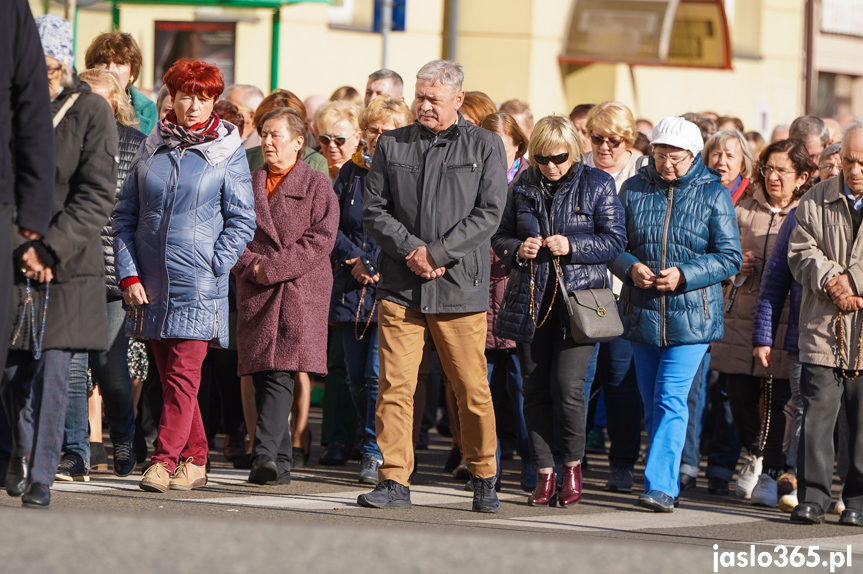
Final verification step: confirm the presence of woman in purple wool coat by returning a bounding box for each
[233,107,338,486]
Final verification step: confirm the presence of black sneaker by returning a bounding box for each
[471,475,501,513]
[357,479,412,509]
[444,446,462,473]
[56,456,90,482]
[113,440,136,477]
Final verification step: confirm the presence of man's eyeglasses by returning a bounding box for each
[653,152,691,166]
[590,134,624,149]
[760,165,795,178]
[318,134,348,147]
[820,163,842,174]
[534,152,569,165]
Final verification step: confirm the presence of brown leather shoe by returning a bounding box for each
[528,471,557,506]
[139,462,171,493]
[170,458,207,490]
[559,464,582,507]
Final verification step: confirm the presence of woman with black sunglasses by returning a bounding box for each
[315,100,362,182]
[492,114,626,508]
[585,101,641,191]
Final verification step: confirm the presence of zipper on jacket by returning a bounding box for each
[447,162,478,172]
[701,288,709,319]
[214,300,221,340]
[659,187,675,346]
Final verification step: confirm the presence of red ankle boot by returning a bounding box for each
[559,464,582,506]
[528,471,557,506]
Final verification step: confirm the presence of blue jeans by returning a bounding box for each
[592,337,643,470]
[341,323,381,459]
[680,352,711,478]
[632,342,709,497]
[64,299,135,465]
[1,349,73,486]
[487,348,529,461]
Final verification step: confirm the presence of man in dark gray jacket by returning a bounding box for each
[359,59,507,513]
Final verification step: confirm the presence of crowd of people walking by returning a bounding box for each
[1,0,861,525]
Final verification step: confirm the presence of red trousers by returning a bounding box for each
[148,338,209,472]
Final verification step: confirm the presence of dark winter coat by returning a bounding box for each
[609,157,742,347]
[329,150,380,324]
[11,78,118,352]
[362,115,508,314]
[0,0,55,236]
[492,163,627,344]
[233,161,338,376]
[103,122,145,299]
[753,208,802,355]
[113,120,255,348]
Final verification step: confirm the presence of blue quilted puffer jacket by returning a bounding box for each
[112,121,256,347]
[492,163,626,344]
[609,157,741,347]
[752,208,801,354]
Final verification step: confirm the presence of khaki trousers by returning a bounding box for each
[376,299,497,485]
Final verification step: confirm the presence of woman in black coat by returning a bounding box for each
[492,115,626,508]
[56,68,145,482]
[2,15,117,508]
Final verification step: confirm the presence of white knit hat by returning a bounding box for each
[650,117,704,157]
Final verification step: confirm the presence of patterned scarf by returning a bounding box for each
[159,110,221,149]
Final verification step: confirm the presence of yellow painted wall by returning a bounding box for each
[27,0,807,136]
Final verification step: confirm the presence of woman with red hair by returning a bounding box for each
[112,58,256,493]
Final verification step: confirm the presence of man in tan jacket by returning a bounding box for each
[788,122,863,526]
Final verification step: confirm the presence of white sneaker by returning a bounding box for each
[734,451,763,500]
[777,489,798,513]
[834,496,846,515]
[735,451,763,499]
[751,473,778,507]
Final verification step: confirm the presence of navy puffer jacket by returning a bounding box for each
[329,153,380,323]
[112,121,256,348]
[752,208,801,354]
[492,163,626,343]
[609,157,742,347]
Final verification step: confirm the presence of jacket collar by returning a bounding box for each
[750,185,797,215]
[144,119,242,165]
[638,153,718,189]
[822,173,848,204]
[515,163,585,195]
[414,113,465,141]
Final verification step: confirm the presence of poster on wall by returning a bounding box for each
[153,21,236,91]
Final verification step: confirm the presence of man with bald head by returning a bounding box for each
[789,122,863,526]
[223,84,264,149]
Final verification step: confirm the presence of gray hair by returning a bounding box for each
[842,121,863,151]
[416,60,464,93]
[223,84,265,110]
[820,143,841,164]
[368,69,403,93]
[702,129,756,178]
[790,115,830,146]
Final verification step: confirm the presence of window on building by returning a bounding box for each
[329,0,405,32]
[817,72,855,118]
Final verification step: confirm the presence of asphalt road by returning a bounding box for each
[1,407,861,574]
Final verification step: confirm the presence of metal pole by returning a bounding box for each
[381,0,393,69]
[64,0,76,21]
[270,8,280,92]
[447,0,458,61]
[112,2,121,31]
[803,0,816,115]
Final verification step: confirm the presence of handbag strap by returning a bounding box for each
[552,258,574,315]
[53,93,80,128]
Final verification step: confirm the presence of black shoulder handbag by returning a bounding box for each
[553,258,623,344]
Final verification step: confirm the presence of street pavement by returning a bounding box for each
[1,407,861,574]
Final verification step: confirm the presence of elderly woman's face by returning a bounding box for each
[820,152,842,181]
[319,118,361,169]
[364,118,396,157]
[707,137,744,187]
[653,144,694,181]
[45,56,64,98]
[590,127,628,171]
[536,145,574,182]
[762,151,807,206]
[173,90,215,129]
[92,60,132,91]
[262,118,304,171]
